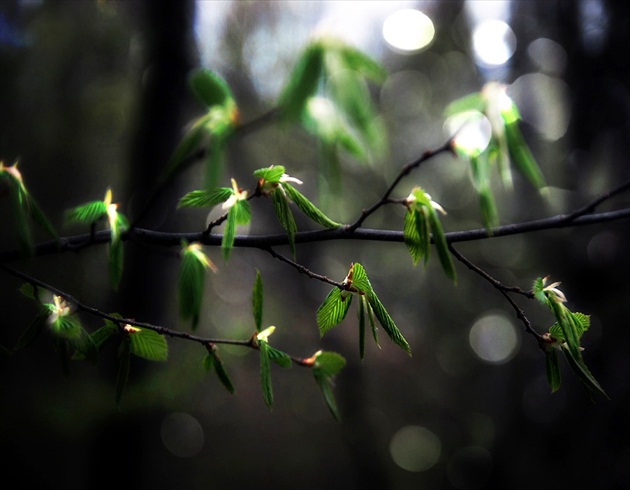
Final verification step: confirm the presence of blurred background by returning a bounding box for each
[1,1,629,489]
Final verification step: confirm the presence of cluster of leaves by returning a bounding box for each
[0,161,58,256]
[317,262,410,358]
[12,284,168,404]
[445,82,546,231]
[65,188,128,290]
[533,276,608,399]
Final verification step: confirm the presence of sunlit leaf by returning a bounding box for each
[338,44,387,83]
[65,200,107,225]
[127,327,168,362]
[50,315,82,340]
[316,287,352,336]
[253,165,286,184]
[177,187,233,208]
[504,121,545,189]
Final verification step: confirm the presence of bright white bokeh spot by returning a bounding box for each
[161,412,205,458]
[472,20,516,66]
[444,111,492,156]
[469,314,519,364]
[383,9,435,53]
[390,425,441,472]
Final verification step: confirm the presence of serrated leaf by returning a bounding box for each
[253,165,286,184]
[282,183,340,228]
[272,189,297,257]
[128,328,168,361]
[560,343,609,399]
[349,263,372,294]
[544,345,562,393]
[177,187,233,208]
[403,208,429,266]
[188,68,233,108]
[258,341,273,410]
[178,244,211,329]
[316,287,352,336]
[252,270,263,332]
[232,199,251,225]
[366,292,411,355]
[278,43,324,121]
[267,345,292,368]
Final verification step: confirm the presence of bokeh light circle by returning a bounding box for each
[161,412,205,458]
[472,20,516,66]
[390,425,441,472]
[383,9,435,53]
[469,313,520,364]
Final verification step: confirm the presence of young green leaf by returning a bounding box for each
[50,315,82,340]
[427,210,456,283]
[316,287,352,336]
[403,208,429,266]
[125,326,168,362]
[443,92,485,117]
[504,121,545,189]
[267,345,292,369]
[253,165,286,184]
[178,242,215,329]
[258,340,273,410]
[89,319,119,352]
[282,182,340,228]
[544,345,562,393]
[560,344,609,400]
[252,270,263,332]
[188,68,233,108]
[358,296,366,359]
[204,345,235,394]
[272,189,297,257]
[312,350,346,421]
[177,187,233,208]
[278,42,324,121]
[366,291,411,355]
[65,200,107,225]
[222,205,237,261]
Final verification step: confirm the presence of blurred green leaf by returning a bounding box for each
[444,92,485,117]
[90,319,119,351]
[316,287,352,336]
[427,209,456,283]
[338,44,387,83]
[179,243,214,329]
[253,165,286,184]
[470,154,499,231]
[177,187,233,208]
[50,315,82,340]
[313,350,346,421]
[504,121,545,189]
[403,208,430,266]
[188,68,233,108]
[65,200,107,225]
[252,269,263,332]
[278,42,324,121]
[267,345,292,369]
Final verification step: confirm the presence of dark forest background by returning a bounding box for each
[1,1,629,489]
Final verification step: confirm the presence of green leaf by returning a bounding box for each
[258,341,273,410]
[90,320,119,351]
[278,42,324,121]
[252,269,263,332]
[204,345,235,394]
[470,154,499,231]
[549,301,582,362]
[358,296,366,359]
[338,44,387,83]
[267,345,292,368]
[232,199,251,225]
[272,189,297,257]
[316,287,352,336]
[504,121,545,189]
[403,208,429,266]
[188,68,233,108]
[65,200,107,225]
[349,262,371,294]
[427,209,457,283]
[367,291,411,355]
[544,345,562,393]
[549,312,590,342]
[532,276,546,304]
[72,327,99,362]
[177,188,233,208]
[50,315,82,340]
[560,344,609,399]
[178,243,213,329]
[253,165,286,184]
[128,328,168,361]
[222,205,237,261]
[282,183,340,228]
[313,351,346,421]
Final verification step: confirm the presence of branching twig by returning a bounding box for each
[263,246,344,288]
